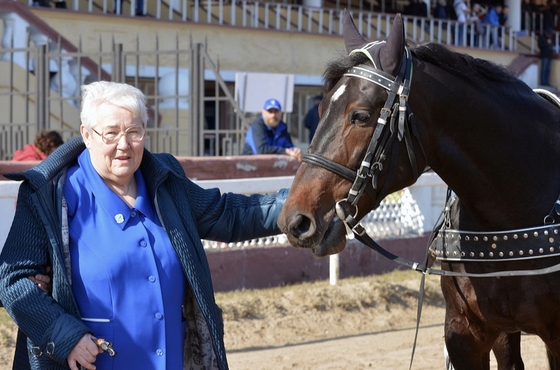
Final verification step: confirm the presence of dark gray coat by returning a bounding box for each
[0,137,287,369]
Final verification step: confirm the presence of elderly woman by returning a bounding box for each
[0,81,288,370]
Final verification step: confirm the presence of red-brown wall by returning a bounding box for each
[207,234,431,292]
[0,154,301,180]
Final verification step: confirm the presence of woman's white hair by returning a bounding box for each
[80,81,148,129]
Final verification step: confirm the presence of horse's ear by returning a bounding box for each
[343,11,366,54]
[380,14,405,75]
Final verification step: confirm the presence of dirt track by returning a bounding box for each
[227,321,548,370]
[218,271,550,370]
[0,270,551,369]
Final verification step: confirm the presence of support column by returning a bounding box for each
[505,0,521,31]
[0,12,29,68]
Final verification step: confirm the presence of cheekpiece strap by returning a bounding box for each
[342,47,414,207]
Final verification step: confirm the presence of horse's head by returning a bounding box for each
[278,13,426,256]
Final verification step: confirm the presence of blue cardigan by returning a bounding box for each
[0,137,287,369]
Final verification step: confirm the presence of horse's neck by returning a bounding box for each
[417,89,560,230]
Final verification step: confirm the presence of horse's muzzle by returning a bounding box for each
[280,209,347,256]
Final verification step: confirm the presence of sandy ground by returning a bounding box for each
[0,270,551,369]
[219,271,550,370]
[226,322,548,370]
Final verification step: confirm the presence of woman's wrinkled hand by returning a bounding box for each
[67,334,102,370]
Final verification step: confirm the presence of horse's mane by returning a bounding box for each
[412,43,517,84]
[324,42,519,92]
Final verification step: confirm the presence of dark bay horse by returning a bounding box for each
[278,12,560,370]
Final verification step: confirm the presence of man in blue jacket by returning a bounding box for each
[242,98,302,161]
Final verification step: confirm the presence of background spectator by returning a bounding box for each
[434,0,448,19]
[499,5,509,44]
[453,0,470,45]
[403,0,428,17]
[500,5,509,26]
[304,95,322,143]
[242,98,302,162]
[12,130,64,161]
[468,3,486,47]
[481,4,503,49]
[538,28,555,86]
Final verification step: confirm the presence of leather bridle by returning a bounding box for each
[302,46,425,233]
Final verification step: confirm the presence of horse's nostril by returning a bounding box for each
[297,215,311,235]
[288,213,313,239]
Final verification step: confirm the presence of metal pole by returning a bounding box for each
[329,254,339,285]
[190,43,203,156]
[35,44,48,132]
[112,43,124,83]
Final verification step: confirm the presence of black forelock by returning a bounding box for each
[323,52,370,92]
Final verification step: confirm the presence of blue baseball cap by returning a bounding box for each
[263,98,282,111]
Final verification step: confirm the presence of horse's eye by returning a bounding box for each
[350,111,371,125]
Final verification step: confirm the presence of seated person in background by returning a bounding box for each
[12,130,64,161]
[242,98,302,162]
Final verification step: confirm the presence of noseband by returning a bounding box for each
[303,47,424,231]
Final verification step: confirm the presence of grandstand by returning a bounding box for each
[0,0,553,159]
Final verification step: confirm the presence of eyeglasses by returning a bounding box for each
[91,126,145,145]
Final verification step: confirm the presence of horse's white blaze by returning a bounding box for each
[321,84,346,125]
[332,83,346,102]
[322,83,347,124]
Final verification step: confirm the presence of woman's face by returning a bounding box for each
[81,104,145,187]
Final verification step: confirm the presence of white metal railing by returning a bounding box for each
[0,172,447,252]
[19,0,524,52]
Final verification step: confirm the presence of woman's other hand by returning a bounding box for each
[67,333,102,370]
[28,266,52,294]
